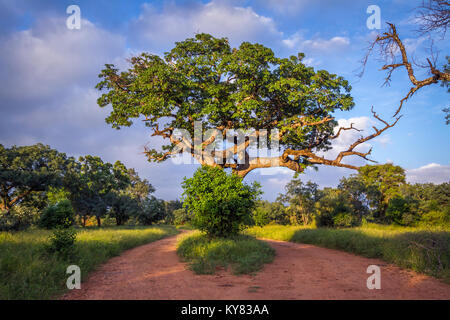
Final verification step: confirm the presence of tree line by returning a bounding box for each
[252,164,449,228]
[0,143,182,231]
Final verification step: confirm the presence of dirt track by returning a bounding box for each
[62,232,450,300]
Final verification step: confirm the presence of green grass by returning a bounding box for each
[177,231,275,275]
[245,223,450,282]
[0,225,178,300]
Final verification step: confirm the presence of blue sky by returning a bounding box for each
[0,0,449,201]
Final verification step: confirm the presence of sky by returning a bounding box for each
[0,0,449,201]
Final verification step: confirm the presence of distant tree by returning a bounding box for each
[126,168,155,202]
[357,164,406,220]
[252,200,288,226]
[137,196,166,225]
[107,192,139,226]
[338,176,371,218]
[96,33,396,177]
[278,179,321,225]
[0,143,74,213]
[315,188,357,228]
[68,156,130,227]
[164,200,183,224]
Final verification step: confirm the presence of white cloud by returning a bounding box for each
[283,32,350,53]
[129,1,282,50]
[406,163,450,184]
[0,18,125,103]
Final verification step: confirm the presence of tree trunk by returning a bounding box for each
[96,216,101,227]
[82,216,87,227]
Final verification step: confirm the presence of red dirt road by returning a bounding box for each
[62,232,450,300]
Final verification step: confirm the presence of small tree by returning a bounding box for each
[182,166,261,237]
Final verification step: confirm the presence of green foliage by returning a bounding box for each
[386,196,415,225]
[46,187,71,205]
[0,206,39,231]
[68,156,131,226]
[39,200,75,229]
[164,200,183,224]
[137,196,166,225]
[96,33,354,168]
[315,188,359,228]
[177,231,275,275]
[107,192,139,226]
[357,164,406,219]
[46,227,77,259]
[252,200,288,226]
[173,208,191,225]
[0,143,74,213]
[278,179,320,225]
[246,224,450,282]
[182,166,261,237]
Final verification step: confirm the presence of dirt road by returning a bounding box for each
[62,232,450,300]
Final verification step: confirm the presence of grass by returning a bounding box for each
[245,223,450,282]
[0,225,178,300]
[177,231,275,275]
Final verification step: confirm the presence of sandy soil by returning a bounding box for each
[62,232,450,300]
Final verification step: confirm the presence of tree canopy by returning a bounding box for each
[0,143,74,212]
[96,33,396,177]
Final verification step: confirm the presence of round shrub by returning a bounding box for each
[39,199,75,229]
[181,166,261,238]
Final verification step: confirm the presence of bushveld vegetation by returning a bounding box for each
[0,225,178,299]
[0,143,183,231]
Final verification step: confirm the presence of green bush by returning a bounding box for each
[182,166,261,237]
[46,227,77,259]
[39,200,74,229]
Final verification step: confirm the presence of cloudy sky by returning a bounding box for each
[0,0,449,201]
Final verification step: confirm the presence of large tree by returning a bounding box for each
[96,33,396,177]
[0,143,73,213]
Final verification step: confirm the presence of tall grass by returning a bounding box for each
[177,231,275,275]
[0,225,178,299]
[246,224,450,282]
